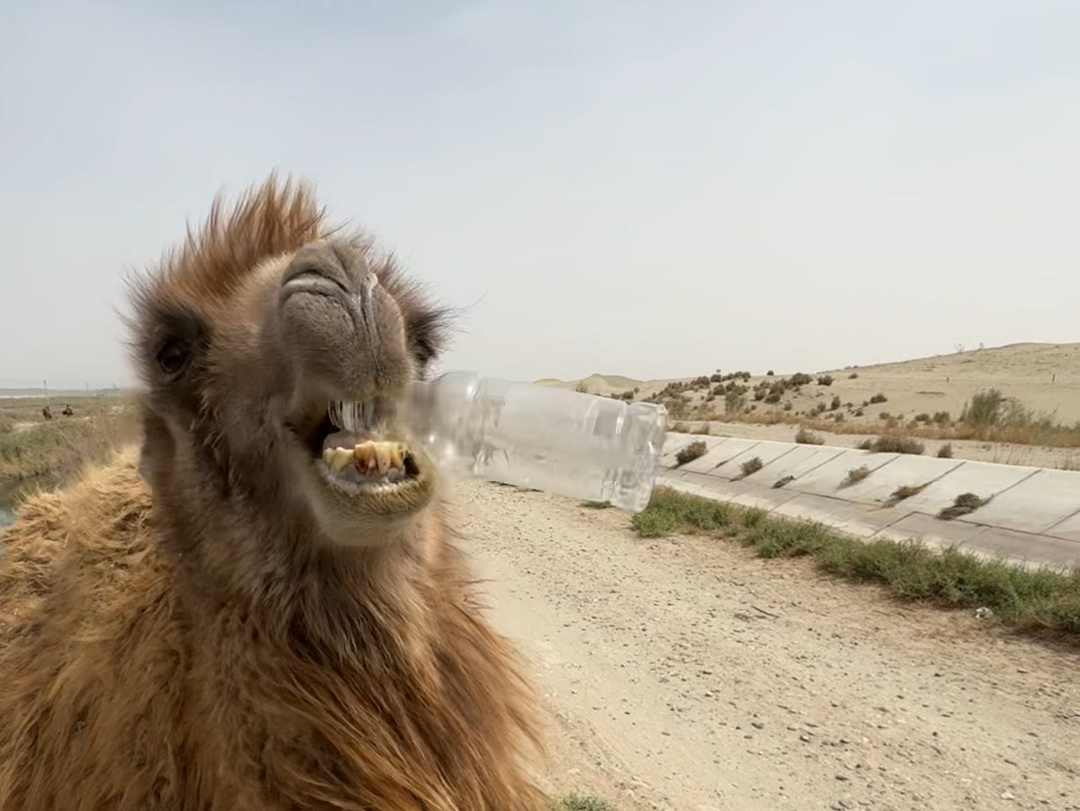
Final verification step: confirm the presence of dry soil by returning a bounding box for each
[447,480,1080,811]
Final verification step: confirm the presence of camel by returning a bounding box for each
[0,175,547,810]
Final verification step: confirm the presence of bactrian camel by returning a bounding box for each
[0,175,547,810]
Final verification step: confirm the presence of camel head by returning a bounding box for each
[128,176,452,585]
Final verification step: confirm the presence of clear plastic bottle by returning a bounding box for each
[402,371,668,512]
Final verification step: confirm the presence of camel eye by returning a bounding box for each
[157,339,189,376]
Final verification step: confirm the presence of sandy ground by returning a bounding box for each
[447,480,1080,811]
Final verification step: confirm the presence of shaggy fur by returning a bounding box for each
[0,176,546,810]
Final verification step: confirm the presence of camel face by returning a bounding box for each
[130,178,449,550]
[273,239,441,541]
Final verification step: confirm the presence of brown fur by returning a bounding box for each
[0,176,547,810]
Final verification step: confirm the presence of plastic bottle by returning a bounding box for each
[401,371,667,512]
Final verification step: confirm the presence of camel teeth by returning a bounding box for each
[373,442,391,475]
[322,446,354,471]
[352,442,411,475]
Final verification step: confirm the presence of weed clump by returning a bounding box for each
[675,440,708,467]
[939,493,988,521]
[739,456,764,478]
[862,435,925,455]
[844,465,872,486]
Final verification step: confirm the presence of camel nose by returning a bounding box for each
[281,246,353,296]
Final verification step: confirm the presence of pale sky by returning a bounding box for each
[2,0,1078,390]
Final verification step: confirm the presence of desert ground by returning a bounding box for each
[538,343,1080,470]
[3,345,1080,808]
[452,480,1080,811]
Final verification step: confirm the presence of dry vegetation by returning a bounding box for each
[633,486,1080,642]
[542,345,1080,467]
[0,395,139,498]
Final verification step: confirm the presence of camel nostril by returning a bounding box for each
[282,266,350,296]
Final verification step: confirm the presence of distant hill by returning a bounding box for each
[536,343,1080,422]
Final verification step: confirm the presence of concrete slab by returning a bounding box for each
[771,493,897,538]
[661,435,725,470]
[898,460,1038,519]
[872,511,987,551]
[707,440,799,481]
[727,484,804,511]
[838,455,966,506]
[966,468,1080,535]
[660,472,756,504]
[963,525,1080,571]
[680,438,761,474]
[786,449,902,498]
[1044,507,1080,543]
[740,444,847,487]
[660,433,696,457]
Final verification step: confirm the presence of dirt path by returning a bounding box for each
[445,481,1080,811]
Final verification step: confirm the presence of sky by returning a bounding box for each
[1,0,1078,390]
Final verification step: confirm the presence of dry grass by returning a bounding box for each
[794,427,824,445]
[690,401,1080,450]
[674,440,708,467]
[738,456,763,478]
[631,487,1080,642]
[842,465,871,486]
[857,435,925,455]
[0,396,139,497]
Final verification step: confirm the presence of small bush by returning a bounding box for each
[864,435,925,455]
[790,373,813,386]
[675,440,708,467]
[844,465,871,485]
[739,456,764,477]
[848,372,859,379]
[856,439,873,450]
[869,393,888,404]
[937,443,954,459]
[766,369,775,376]
[817,375,834,386]
[783,402,793,412]
[829,395,842,411]
[933,411,951,424]
[915,413,931,423]
[891,483,926,501]
[939,493,988,521]
[962,388,1006,426]
[765,391,782,404]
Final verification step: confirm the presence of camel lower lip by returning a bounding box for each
[316,460,423,491]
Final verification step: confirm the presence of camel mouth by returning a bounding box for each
[291,399,429,504]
